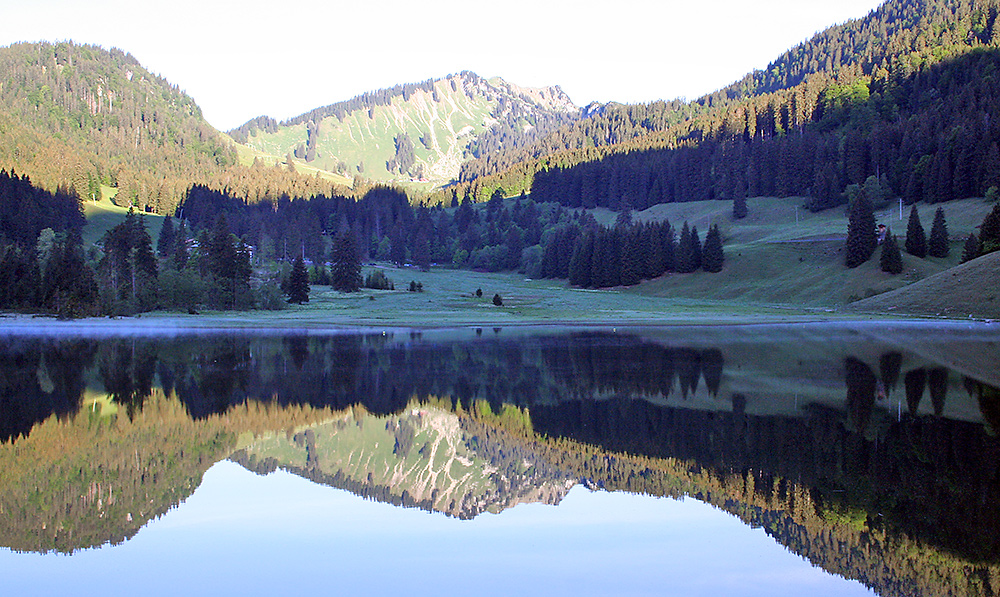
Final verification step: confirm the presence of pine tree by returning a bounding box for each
[172,221,189,270]
[287,255,310,303]
[676,222,695,273]
[880,231,903,274]
[689,225,703,271]
[568,232,593,287]
[845,195,876,268]
[157,214,176,259]
[980,203,1000,254]
[905,205,927,257]
[927,207,949,258]
[732,195,748,219]
[330,229,362,292]
[960,233,980,263]
[701,224,725,273]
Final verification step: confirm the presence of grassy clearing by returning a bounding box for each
[82,196,165,246]
[1,264,886,334]
[51,194,995,329]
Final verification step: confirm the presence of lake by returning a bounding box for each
[1,321,998,596]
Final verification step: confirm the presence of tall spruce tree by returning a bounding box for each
[905,205,927,257]
[690,225,702,271]
[927,207,949,258]
[980,203,1000,254]
[880,231,903,274]
[157,214,176,259]
[203,214,251,309]
[330,229,362,292]
[961,233,980,263]
[676,222,695,273]
[287,255,310,303]
[701,224,725,273]
[732,195,748,219]
[568,231,594,287]
[845,195,876,268]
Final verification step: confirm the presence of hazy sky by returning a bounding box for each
[0,0,886,131]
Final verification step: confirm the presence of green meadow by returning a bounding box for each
[47,193,995,331]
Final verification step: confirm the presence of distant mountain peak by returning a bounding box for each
[227,71,582,186]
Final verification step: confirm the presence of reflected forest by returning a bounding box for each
[2,329,1000,596]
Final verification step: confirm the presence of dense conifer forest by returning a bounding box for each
[445,0,1000,205]
[1,0,1000,316]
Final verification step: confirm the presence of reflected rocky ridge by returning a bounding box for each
[1,325,999,596]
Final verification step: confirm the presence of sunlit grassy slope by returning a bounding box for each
[82,194,165,246]
[242,79,499,187]
[624,196,995,310]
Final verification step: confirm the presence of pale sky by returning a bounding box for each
[0,0,886,131]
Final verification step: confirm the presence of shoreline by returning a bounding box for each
[0,309,996,337]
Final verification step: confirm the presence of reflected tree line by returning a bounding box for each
[3,331,1000,581]
[1,331,728,441]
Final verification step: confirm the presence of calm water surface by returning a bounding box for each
[1,321,998,596]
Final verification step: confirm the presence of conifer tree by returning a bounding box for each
[157,214,176,259]
[330,229,362,292]
[845,195,876,268]
[905,205,927,257]
[287,255,310,304]
[568,232,594,287]
[980,203,1000,254]
[701,224,725,273]
[928,207,949,258]
[689,225,703,271]
[880,231,903,274]
[43,230,98,317]
[172,221,189,270]
[676,222,695,273]
[619,226,642,286]
[960,233,980,263]
[732,195,748,219]
[659,222,676,273]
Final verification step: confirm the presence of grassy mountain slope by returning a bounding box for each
[623,196,994,309]
[233,72,580,188]
[233,401,574,518]
[848,249,1000,317]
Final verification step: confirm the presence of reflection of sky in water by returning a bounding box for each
[2,461,874,596]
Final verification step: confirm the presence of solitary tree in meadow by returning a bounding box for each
[905,205,927,258]
[928,207,949,258]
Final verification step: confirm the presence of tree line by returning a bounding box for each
[441,0,1000,207]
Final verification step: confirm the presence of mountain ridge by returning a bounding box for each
[226,71,582,187]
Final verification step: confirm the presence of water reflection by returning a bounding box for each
[1,323,999,596]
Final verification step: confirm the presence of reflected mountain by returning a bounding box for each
[230,403,574,519]
[1,324,999,596]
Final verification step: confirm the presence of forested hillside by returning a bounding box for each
[448,0,1000,205]
[228,71,581,187]
[0,42,348,215]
